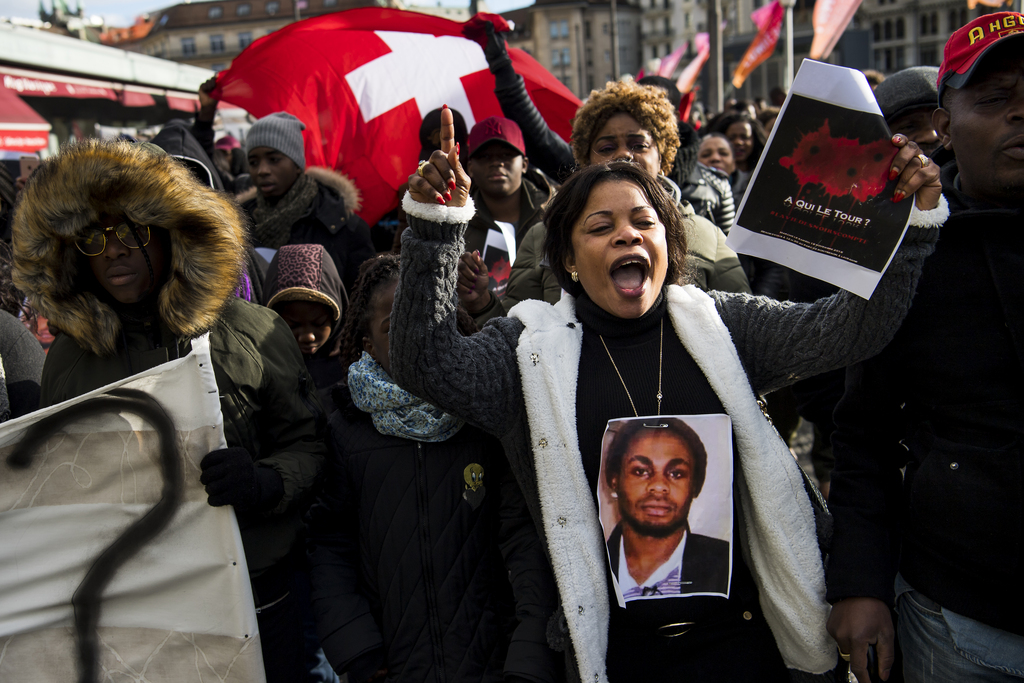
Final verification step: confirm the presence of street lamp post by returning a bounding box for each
[779,0,796,90]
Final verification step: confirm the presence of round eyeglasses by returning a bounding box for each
[76,223,152,257]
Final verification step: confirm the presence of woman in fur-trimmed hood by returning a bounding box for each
[240,111,376,293]
[12,138,326,683]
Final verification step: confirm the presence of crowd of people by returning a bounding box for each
[0,11,1021,683]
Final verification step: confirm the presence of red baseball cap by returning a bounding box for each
[938,11,1024,102]
[467,116,526,159]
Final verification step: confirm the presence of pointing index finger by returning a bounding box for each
[440,104,455,155]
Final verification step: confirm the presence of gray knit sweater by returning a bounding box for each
[390,194,946,680]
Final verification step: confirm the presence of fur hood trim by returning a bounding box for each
[12,139,247,357]
[237,166,362,213]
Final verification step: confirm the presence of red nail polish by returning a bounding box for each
[449,180,457,191]
[437,195,446,204]
[889,167,899,180]
[442,103,448,110]
[892,191,905,203]
[445,191,452,202]
[456,143,460,156]
[892,134,901,144]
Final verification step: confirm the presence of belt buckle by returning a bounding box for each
[657,621,695,638]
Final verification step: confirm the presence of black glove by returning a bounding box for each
[484,20,512,73]
[199,447,285,513]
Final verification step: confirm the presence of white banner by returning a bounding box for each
[0,335,266,682]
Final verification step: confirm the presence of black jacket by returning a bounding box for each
[606,525,731,597]
[307,386,561,683]
[827,159,1024,635]
[242,168,377,295]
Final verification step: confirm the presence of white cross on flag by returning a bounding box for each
[215,9,581,226]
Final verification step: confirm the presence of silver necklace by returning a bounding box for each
[599,318,663,417]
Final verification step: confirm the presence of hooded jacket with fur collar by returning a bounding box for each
[388,193,945,681]
[13,139,246,358]
[240,166,376,294]
[13,139,326,579]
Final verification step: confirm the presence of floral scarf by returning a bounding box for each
[348,352,464,442]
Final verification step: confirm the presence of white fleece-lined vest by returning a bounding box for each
[510,285,837,682]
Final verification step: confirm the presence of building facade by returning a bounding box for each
[102,0,394,72]
[504,0,643,98]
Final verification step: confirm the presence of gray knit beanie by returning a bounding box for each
[873,67,940,122]
[246,112,306,170]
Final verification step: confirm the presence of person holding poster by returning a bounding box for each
[826,14,1024,683]
[11,139,327,683]
[390,103,946,682]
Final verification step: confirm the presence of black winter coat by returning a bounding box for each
[827,159,1024,636]
[307,387,561,683]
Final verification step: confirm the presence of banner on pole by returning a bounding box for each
[810,0,864,59]
[732,1,785,88]
[676,33,710,93]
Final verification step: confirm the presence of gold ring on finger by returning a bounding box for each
[917,153,931,168]
[838,650,851,662]
[417,161,429,178]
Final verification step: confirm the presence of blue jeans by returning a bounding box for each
[895,574,1024,681]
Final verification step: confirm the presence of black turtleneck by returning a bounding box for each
[574,290,787,681]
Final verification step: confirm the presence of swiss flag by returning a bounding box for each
[214,9,581,225]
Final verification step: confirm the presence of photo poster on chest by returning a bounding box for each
[598,415,733,608]
[727,59,915,299]
[481,223,516,297]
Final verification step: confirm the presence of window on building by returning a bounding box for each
[181,36,196,55]
[872,21,880,41]
[560,20,569,37]
[895,18,904,38]
[587,75,595,91]
[603,23,609,35]
[919,14,927,35]
[896,46,905,70]
[211,63,225,71]
[585,21,591,39]
[650,45,658,60]
[884,19,892,40]
[563,47,571,65]
[959,8,967,28]
[552,49,561,66]
[586,47,593,65]
[550,21,559,38]
[684,12,690,27]
[920,45,938,65]
[238,31,253,48]
[266,1,280,14]
[663,17,670,33]
[208,5,223,18]
[563,75,572,90]
[236,3,251,15]
[884,48,893,71]
[930,12,938,34]
[210,34,225,53]
[604,49,611,62]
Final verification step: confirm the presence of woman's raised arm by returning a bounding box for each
[390,105,528,437]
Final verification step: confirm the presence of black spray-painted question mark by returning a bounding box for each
[7,388,183,683]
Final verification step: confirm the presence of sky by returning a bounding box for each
[0,0,533,29]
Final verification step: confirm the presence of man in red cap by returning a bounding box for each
[825,12,1024,683]
[457,115,554,322]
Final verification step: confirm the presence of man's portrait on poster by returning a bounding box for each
[599,416,733,606]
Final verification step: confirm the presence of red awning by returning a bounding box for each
[121,90,157,107]
[0,85,50,152]
[1,71,118,100]
[166,95,198,112]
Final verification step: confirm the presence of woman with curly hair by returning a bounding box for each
[307,254,560,683]
[464,76,749,314]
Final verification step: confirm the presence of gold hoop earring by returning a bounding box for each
[570,270,579,283]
